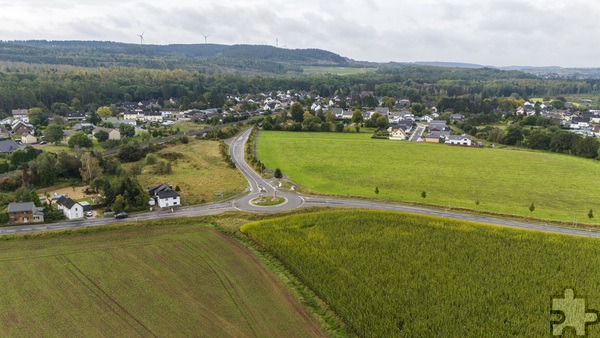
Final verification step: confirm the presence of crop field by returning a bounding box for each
[257,131,600,222]
[0,220,324,336]
[242,209,600,336]
[133,139,246,204]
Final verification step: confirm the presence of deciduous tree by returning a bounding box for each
[68,131,93,148]
[44,124,64,144]
[79,152,102,182]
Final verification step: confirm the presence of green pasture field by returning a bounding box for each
[0,220,324,336]
[242,209,600,336]
[173,120,208,132]
[132,139,246,204]
[302,66,374,75]
[256,131,600,222]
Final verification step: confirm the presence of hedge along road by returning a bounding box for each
[2,128,600,239]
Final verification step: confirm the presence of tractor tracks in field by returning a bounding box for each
[182,239,261,336]
[59,256,157,337]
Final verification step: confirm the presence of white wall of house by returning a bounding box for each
[58,203,84,220]
[158,196,181,208]
[446,138,472,146]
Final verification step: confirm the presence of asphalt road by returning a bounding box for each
[2,127,600,239]
[409,123,426,142]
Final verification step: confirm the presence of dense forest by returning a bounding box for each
[0,41,349,74]
[0,63,598,115]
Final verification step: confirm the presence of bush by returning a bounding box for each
[145,153,158,165]
[274,168,283,179]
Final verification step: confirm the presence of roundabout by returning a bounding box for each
[250,195,287,206]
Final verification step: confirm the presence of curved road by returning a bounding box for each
[1,128,600,239]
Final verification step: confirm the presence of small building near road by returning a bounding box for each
[8,202,44,224]
[21,133,38,144]
[148,183,181,208]
[56,196,84,220]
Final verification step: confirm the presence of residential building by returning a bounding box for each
[0,140,21,154]
[93,127,121,140]
[12,121,35,136]
[56,196,84,220]
[65,111,86,122]
[424,131,450,143]
[144,111,163,123]
[446,134,473,146]
[450,113,464,122]
[429,120,448,132]
[148,183,181,208]
[388,127,408,140]
[398,99,411,108]
[7,202,44,224]
[21,133,38,144]
[11,109,29,123]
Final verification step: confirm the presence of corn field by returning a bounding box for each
[242,209,600,336]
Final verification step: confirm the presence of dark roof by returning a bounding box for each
[0,140,21,153]
[65,111,86,119]
[148,183,180,199]
[57,196,81,209]
[157,190,180,199]
[8,202,36,213]
[425,131,450,138]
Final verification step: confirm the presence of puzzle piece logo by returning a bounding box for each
[551,289,599,336]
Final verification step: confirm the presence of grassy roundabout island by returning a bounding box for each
[251,195,286,206]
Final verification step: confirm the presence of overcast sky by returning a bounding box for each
[0,0,598,67]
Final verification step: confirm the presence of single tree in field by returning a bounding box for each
[421,191,427,199]
[374,187,379,194]
[529,203,535,216]
[589,209,594,219]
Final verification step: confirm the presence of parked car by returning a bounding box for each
[39,141,47,145]
[85,211,93,217]
[114,212,128,219]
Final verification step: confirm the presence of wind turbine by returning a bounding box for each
[137,31,145,44]
[201,32,211,44]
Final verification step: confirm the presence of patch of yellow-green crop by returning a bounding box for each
[242,209,600,336]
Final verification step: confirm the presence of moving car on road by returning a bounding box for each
[114,212,128,219]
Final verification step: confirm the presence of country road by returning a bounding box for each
[1,128,600,239]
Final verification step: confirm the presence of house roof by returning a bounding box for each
[448,134,472,141]
[148,183,180,199]
[425,131,450,139]
[157,190,180,199]
[8,202,36,213]
[57,196,81,209]
[0,140,21,153]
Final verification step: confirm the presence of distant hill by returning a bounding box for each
[0,40,350,74]
[499,65,600,79]
[414,61,490,69]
